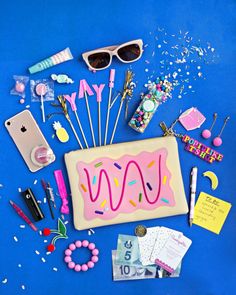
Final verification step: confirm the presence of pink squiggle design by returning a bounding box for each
[83,155,162,212]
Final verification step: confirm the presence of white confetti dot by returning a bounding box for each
[178,95,182,99]
[35,250,40,255]
[46,252,51,255]
[18,264,22,268]
[178,68,181,72]
[2,278,7,284]
[43,198,47,204]
[158,44,161,48]
[44,240,48,243]
[14,236,18,242]
[53,267,58,272]
[33,179,38,185]
[20,225,25,229]
[41,257,46,263]
[18,188,22,192]
[145,69,149,72]
[186,72,190,75]
[64,221,69,225]
[21,285,26,290]
[25,105,30,109]
[188,85,192,89]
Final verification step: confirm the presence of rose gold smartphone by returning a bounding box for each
[5,110,55,172]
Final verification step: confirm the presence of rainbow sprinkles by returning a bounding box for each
[76,149,175,220]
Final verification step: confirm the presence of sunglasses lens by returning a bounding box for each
[88,52,111,69]
[117,44,141,62]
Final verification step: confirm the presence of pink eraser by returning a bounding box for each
[109,69,115,87]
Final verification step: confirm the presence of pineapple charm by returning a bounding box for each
[53,121,69,143]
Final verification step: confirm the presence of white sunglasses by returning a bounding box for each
[82,39,143,70]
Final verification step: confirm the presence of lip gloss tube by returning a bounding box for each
[28,48,73,74]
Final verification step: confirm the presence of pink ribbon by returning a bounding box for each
[92,84,105,102]
[79,79,94,98]
[64,92,77,111]
[61,198,69,214]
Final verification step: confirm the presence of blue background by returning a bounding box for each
[0,0,236,294]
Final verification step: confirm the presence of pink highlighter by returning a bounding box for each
[54,170,69,214]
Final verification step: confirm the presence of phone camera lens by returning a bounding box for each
[7,121,11,126]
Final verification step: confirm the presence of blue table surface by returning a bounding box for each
[0,1,236,294]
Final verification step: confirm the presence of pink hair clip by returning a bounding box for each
[54,170,69,214]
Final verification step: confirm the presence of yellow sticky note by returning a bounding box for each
[193,192,231,234]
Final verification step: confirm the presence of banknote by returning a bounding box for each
[116,234,142,266]
[112,251,156,281]
[112,251,181,281]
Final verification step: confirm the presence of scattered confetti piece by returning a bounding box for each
[14,236,18,242]
[128,180,137,186]
[20,225,25,229]
[33,179,38,185]
[18,264,22,268]
[92,176,97,185]
[25,105,30,109]
[94,162,103,168]
[2,278,7,284]
[53,267,58,272]
[44,240,48,243]
[163,175,167,185]
[139,193,142,202]
[114,177,119,187]
[43,198,47,203]
[18,187,22,192]
[90,229,95,234]
[147,160,155,168]
[41,257,46,263]
[100,199,107,208]
[114,163,122,170]
[39,231,42,235]
[161,198,169,203]
[21,285,26,290]
[81,184,87,192]
[129,200,137,207]
[64,221,69,225]
[95,210,103,215]
[46,252,51,255]
[35,250,40,255]
[146,182,152,191]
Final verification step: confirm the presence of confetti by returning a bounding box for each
[2,278,7,284]
[129,200,137,207]
[81,184,87,192]
[128,180,137,186]
[44,240,48,243]
[43,198,47,203]
[147,160,155,168]
[161,198,169,203]
[94,162,103,168]
[20,225,25,229]
[18,187,22,192]
[41,257,46,263]
[95,210,103,215]
[114,163,122,170]
[18,264,22,268]
[163,175,167,185]
[139,193,142,202]
[21,285,26,290]
[53,267,58,272]
[64,221,69,225]
[33,179,38,185]
[114,177,119,187]
[35,250,40,255]
[14,236,18,242]
[25,105,30,109]
[92,176,97,185]
[100,199,107,208]
[146,182,152,191]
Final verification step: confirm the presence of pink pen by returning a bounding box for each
[10,200,38,231]
[54,170,69,214]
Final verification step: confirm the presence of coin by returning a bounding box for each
[135,225,147,237]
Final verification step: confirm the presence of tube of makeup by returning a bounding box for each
[28,48,73,74]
